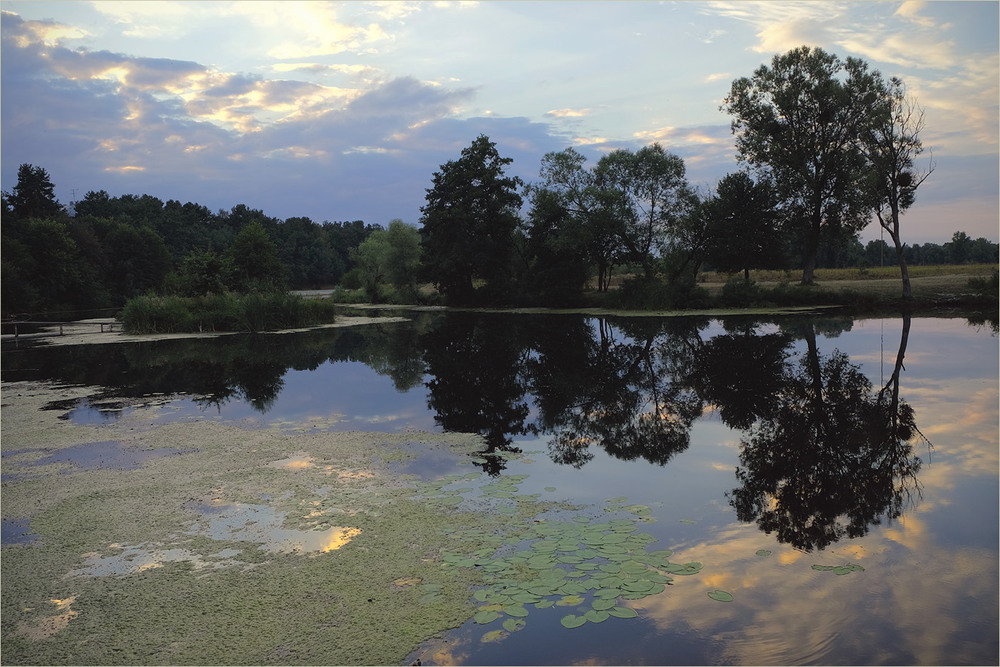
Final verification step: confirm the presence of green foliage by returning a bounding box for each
[7,163,64,220]
[419,135,524,305]
[967,269,999,299]
[120,292,337,334]
[224,219,288,292]
[719,277,765,307]
[723,46,884,283]
[353,220,423,303]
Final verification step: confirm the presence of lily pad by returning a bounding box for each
[504,604,529,618]
[591,598,616,611]
[707,589,734,602]
[560,614,587,629]
[481,629,506,643]
[474,610,501,625]
[755,549,772,557]
[608,606,638,619]
[534,599,555,609]
[584,609,610,623]
[556,594,585,607]
[503,617,526,633]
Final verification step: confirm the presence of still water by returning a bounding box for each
[3,311,997,665]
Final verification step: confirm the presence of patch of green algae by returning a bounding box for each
[0,380,572,665]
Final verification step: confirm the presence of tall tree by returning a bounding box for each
[7,163,64,220]
[722,46,880,283]
[705,172,786,283]
[419,135,523,305]
[862,74,933,298]
[594,143,694,279]
[532,147,619,291]
[224,219,288,292]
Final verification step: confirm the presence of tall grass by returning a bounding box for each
[120,292,338,334]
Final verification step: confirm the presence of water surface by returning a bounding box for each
[3,312,996,665]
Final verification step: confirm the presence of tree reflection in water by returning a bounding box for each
[1,311,930,550]
[728,315,927,551]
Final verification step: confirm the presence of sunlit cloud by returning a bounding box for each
[229,2,391,59]
[546,108,590,118]
[704,72,731,83]
[104,165,145,173]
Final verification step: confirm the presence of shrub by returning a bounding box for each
[119,291,336,334]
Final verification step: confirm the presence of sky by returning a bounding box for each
[1,0,997,244]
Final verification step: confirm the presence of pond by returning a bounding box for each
[2,311,997,665]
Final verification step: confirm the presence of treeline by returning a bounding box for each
[4,46,1000,316]
[1,164,380,317]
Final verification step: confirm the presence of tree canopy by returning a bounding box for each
[419,135,524,305]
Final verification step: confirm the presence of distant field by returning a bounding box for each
[698,264,998,284]
[698,264,998,300]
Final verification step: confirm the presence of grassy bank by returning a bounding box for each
[119,292,338,334]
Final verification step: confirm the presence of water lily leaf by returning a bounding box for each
[679,519,696,524]
[511,592,541,604]
[591,598,616,611]
[573,516,592,524]
[481,629,506,643]
[755,549,772,557]
[419,592,443,604]
[811,564,837,571]
[474,610,501,625]
[584,609,610,623]
[605,497,628,503]
[503,617,526,633]
[504,604,529,618]
[556,594,585,607]
[534,599,555,609]
[544,487,557,492]
[708,589,734,602]
[608,606,638,619]
[473,589,490,602]
[560,614,586,629]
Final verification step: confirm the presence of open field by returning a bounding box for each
[697,264,998,300]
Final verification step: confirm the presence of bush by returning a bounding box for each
[719,277,764,306]
[968,269,999,299]
[120,292,337,334]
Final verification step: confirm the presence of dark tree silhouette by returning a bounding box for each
[729,320,925,551]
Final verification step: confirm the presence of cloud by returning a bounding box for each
[227,2,391,59]
[546,108,591,118]
[90,1,208,39]
[894,1,939,29]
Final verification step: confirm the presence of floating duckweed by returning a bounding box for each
[708,589,734,602]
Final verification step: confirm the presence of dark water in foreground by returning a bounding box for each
[3,311,997,665]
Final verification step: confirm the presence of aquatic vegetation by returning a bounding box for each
[708,589,734,602]
[812,563,865,575]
